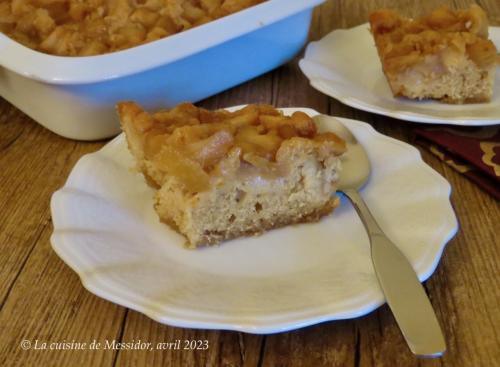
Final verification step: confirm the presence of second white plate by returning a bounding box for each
[50,108,458,333]
[300,24,500,126]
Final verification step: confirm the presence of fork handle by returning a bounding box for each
[341,188,446,357]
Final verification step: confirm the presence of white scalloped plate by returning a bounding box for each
[299,24,500,126]
[50,108,458,334]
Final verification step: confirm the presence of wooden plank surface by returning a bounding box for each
[0,0,499,366]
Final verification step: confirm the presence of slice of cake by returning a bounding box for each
[117,102,346,248]
[369,5,499,103]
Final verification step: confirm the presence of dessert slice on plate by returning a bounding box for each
[369,5,500,103]
[117,102,346,248]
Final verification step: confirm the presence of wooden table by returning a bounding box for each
[1,1,499,366]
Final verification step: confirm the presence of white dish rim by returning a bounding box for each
[50,108,458,334]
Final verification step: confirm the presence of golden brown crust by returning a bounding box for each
[117,101,346,193]
[369,5,499,75]
[441,94,491,104]
[0,0,267,56]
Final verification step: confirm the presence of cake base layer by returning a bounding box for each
[154,139,342,247]
[387,54,496,104]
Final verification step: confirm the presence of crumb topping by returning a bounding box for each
[118,102,346,192]
[369,5,499,73]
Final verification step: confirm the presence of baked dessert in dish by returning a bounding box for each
[0,0,266,56]
[118,102,346,248]
[369,5,499,104]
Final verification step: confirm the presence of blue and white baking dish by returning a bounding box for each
[0,0,325,140]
